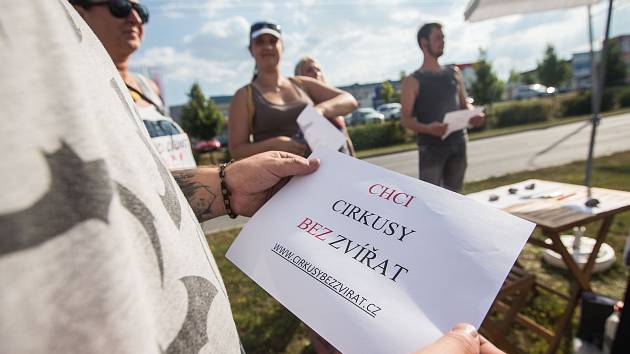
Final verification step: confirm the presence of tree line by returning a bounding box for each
[382,42,627,106]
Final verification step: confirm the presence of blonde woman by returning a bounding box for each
[295,56,356,156]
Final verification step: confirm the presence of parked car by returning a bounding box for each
[344,113,353,126]
[216,130,229,149]
[513,84,556,100]
[376,103,401,120]
[350,108,385,125]
[192,138,221,153]
[142,117,197,170]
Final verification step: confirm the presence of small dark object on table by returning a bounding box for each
[585,198,600,208]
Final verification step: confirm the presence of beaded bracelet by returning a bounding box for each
[219,161,237,219]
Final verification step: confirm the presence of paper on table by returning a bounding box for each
[466,179,563,210]
[226,147,534,354]
[297,106,346,151]
[442,106,485,140]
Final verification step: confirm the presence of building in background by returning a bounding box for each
[571,51,600,90]
[454,63,476,92]
[169,95,231,125]
[340,82,391,108]
[571,34,630,90]
[207,95,232,119]
[610,34,630,84]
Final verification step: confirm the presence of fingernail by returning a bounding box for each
[451,323,478,338]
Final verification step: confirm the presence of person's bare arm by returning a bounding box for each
[454,68,471,111]
[172,151,320,223]
[400,75,447,137]
[454,68,485,128]
[228,87,306,160]
[172,167,223,222]
[298,76,358,119]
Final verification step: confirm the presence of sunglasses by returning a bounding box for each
[250,21,281,35]
[89,0,150,24]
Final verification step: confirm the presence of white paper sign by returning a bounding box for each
[442,107,485,140]
[150,134,196,170]
[297,106,346,151]
[226,147,534,354]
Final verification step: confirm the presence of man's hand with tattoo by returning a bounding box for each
[173,151,320,222]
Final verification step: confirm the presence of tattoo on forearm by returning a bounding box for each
[173,169,216,221]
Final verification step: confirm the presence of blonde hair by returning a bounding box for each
[294,56,326,83]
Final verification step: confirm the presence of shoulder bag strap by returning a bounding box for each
[246,84,254,133]
[126,83,166,115]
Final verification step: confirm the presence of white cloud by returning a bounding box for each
[139,0,630,104]
[131,46,247,88]
[156,2,188,19]
[261,2,277,17]
[388,9,422,23]
[289,10,309,26]
[204,0,231,18]
[199,16,250,38]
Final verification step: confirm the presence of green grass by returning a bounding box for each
[206,151,630,354]
[356,108,630,159]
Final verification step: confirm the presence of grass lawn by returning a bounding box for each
[206,150,630,354]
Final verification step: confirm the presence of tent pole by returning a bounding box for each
[584,5,596,197]
[584,0,614,195]
[587,5,596,93]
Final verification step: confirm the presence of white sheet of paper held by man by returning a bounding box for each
[226,147,534,354]
[297,105,346,151]
[441,106,485,140]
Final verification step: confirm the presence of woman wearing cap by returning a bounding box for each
[228,21,358,160]
[295,56,356,156]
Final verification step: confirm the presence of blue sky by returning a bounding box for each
[130,0,630,106]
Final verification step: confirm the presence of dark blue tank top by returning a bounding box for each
[412,66,465,145]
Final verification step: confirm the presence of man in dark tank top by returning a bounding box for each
[400,23,485,193]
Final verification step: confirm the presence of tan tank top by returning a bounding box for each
[251,78,314,142]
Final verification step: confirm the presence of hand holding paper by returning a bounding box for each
[226,151,320,217]
[442,106,485,140]
[297,106,346,151]
[415,323,504,354]
[426,121,449,138]
[227,147,533,354]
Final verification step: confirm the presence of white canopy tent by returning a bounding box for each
[464,0,601,22]
[464,0,615,202]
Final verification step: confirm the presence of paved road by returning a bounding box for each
[365,112,630,181]
[203,112,630,234]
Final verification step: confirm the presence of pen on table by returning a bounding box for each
[557,192,576,201]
